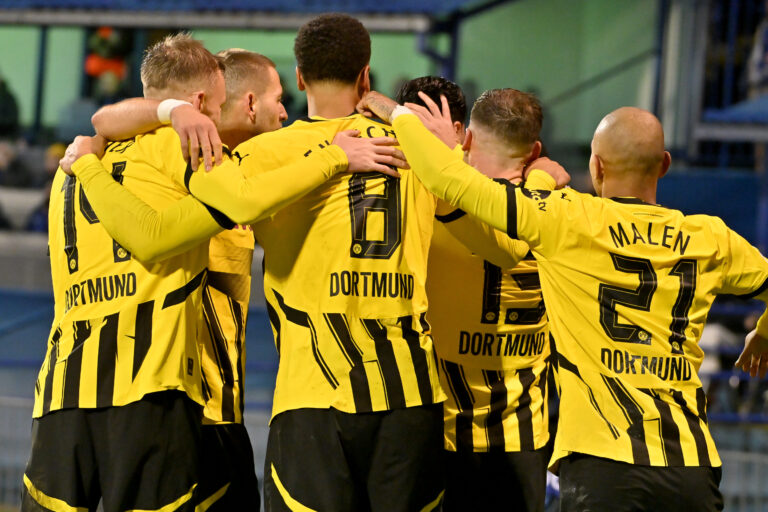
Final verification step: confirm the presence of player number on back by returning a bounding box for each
[347,173,402,259]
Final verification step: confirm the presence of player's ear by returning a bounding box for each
[454,122,466,145]
[246,92,257,122]
[462,128,473,152]
[190,91,205,112]
[659,151,671,178]
[357,65,371,97]
[527,141,542,163]
[296,67,305,91]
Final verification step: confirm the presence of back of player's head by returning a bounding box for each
[294,14,371,85]
[593,106,666,175]
[141,33,223,97]
[470,89,542,148]
[217,49,276,111]
[395,76,467,124]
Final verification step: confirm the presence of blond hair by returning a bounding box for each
[140,33,223,96]
[471,89,542,148]
[216,49,276,113]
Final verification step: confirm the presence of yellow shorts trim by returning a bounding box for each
[125,483,196,512]
[195,483,230,512]
[420,490,445,512]
[270,463,318,512]
[23,474,88,512]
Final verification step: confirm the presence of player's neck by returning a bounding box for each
[469,151,525,182]
[219,128,254,150]
[305,84,360,119]
[601,177,658,204]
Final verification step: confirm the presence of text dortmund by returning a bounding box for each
[608,221,691,256]
[601,348,692,381]
[459,331,546,358]
[65,272,137,311]
[329,271,414,299]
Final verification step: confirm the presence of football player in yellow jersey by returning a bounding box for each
[22,34,228,512]
[360,94,768,511]
[62,46,405,512]
[399,84,561,512]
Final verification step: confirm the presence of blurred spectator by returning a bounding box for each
[0,140,35,188]
[748,1,768,98]
[0,72,19,138]
[25,143,63,233]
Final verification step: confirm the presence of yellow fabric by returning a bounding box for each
[420,490,445,512]
[195,114,444,418]
[427,169,554,452]
[23,474,87,512]
[185,144,348,225]
[270,464,318,512]
[395,112,768,469]
[201,225,255,424]
[38,127,208,418]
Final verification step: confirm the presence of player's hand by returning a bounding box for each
[735,329,768,378]
[356,91,398,121]
[525,157,571,189]
[171,104,222,172]
[60,135,107,176]
[403,92,460,149]
[332,130,408,178]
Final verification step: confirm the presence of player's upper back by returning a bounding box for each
[233,113,437,318]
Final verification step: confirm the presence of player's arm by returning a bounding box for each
[184,130,406,225]
[720,227,768,378]
[67,153,228,262]
[92,98,221,171]
[441,169,557,268]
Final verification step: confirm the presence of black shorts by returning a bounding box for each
[22,391,201,512]
[197,423,260,512]
[263,405,445,512]
[559,453,724,512]
[443,447,547,512]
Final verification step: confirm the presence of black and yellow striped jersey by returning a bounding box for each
[201,225,255,424]
[37,127,220,418]
[186,114,446,418]
[394,112,768,469]
[428,172,554,453]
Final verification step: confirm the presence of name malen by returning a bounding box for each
[600,348,692,381]
[459,331,546,357]
[608,221,691,256]
[329,270,414,299]
[64,272,137,311]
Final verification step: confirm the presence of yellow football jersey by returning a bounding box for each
[187,114,446,418]
[394,112,768,469]
[201,225,255,424]
[37,127,221,418]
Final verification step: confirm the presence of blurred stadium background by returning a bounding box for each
[0,0,767,510]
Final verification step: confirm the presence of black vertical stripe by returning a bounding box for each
[61,320,91,409]
[484,370,508,452]
[418,312,431,333]
[62,176,79,274]
[202,290,235,422]
[504,181,518,238]
[537,362,549,421]
[232,301,246,420]
[132,301,154,380]
[96,314,118,408]
[399,316,433,405]
[162,269,207,309]
[42,328,61,415]
[325,313,372,412]
[671,390,710,466]
[655,396,685,466]
[514,368,536,451]
[442,360,474,452]
[481,261,502,324]
[265,300,281,355]
[274,290,338,389]
[602,376,650,465]
[695,387,708,424]
[362,319,405,409]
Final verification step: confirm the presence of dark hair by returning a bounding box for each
[141,33,223,92]
[470,89,542,146]
[395,76,467,124]
[294,14,371,85]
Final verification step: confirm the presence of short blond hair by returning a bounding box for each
[471,89,542,148]
[216,49,276,113]
[140,33,223,95]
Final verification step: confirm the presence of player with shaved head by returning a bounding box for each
[358,94,768,511]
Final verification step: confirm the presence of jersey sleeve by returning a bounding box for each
[71,154,229,262]
[719,224,768,300]
[393,113,512,234]
[183,144,349,225]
